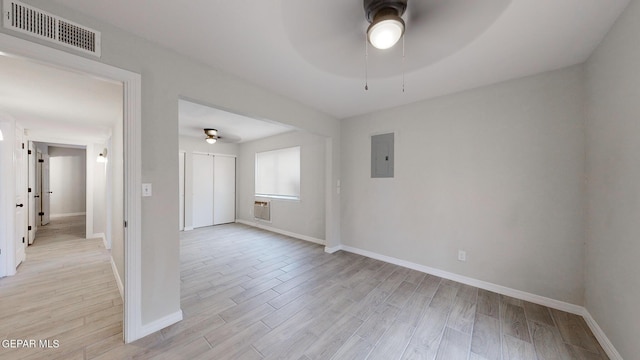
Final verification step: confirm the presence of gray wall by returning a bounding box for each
[6,0,340,324]
[341,65,587,305]
[48,146,86,216]
[585,0,640,358]
[237,131,326,240]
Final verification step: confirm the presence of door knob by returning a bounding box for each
[16,204,23,208]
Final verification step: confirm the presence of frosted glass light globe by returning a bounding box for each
[368,18,404,50]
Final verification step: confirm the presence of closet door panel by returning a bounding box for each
[213,156,236,225]
[192,153,214,228]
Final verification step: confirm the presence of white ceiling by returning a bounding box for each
[0,55,290,144]
[179,100,294,143]
[0,54,122,142]
[51,0,630,119]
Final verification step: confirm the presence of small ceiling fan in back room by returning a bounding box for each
[203,128,240,144]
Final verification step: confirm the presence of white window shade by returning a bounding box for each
[255,146,300,199]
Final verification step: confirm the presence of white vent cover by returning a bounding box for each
[3,0,101,57]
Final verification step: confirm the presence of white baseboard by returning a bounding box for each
[91,232,107,249]
[340,244,582,313]
[110,256,124,300]
[581,310,623,360]
[335,244,621,359]
[50,212,86,219]
[139,310,183,339]
[236,219,326,246]
[183,226,194,231]
[324,245,342,254]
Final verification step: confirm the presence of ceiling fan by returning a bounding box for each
[203,128,240,144]
[364,0,407,50]
[281,0,510,78]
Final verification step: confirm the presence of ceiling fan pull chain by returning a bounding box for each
[365,36,369,91]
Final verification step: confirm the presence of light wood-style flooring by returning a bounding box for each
[1,221,608,359]
[0,216,123,360]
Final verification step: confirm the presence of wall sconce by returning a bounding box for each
[97,148,108,163]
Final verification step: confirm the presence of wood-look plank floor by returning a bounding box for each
[0,215,123,360]
[2,222,608,359]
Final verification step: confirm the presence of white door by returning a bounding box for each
[213,156,236,225]
[192,153,214,228]
[178,151,185,231]
[36,150,42,228]
[15,126,26,266]
[41,154,50,225]
[27,141,36,244]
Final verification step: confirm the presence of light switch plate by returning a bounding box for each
[142,183,152,197]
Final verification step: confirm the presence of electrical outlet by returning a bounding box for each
[458,250,467,262]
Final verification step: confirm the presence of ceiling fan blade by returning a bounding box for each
[281,0,510,79]
[217,134,242,143]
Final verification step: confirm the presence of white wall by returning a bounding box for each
[48,146,86,216]
[341,65,586,304]
[238,131,326,240]
[179,135,239,230]
[585,1,640,358]
[4,0,340,325]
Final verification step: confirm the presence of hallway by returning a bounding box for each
[0,216,123,359]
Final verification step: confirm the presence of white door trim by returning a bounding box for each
[0,33,143,343]
[25,139,92,237]
[85,143,94,239]
[191,151,237,157]
[179,151,185,231]
[0,113,17,277]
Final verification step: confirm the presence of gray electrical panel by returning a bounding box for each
[371,133,394,178]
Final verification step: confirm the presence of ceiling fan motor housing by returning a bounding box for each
[204,128,218,137]
[364,0,407,23]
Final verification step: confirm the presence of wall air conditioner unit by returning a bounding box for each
[253,201,270,221]
[3,0,101,57]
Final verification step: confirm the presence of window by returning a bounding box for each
[255,146,300,199]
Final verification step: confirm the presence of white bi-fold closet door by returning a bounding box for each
[192,153,236,228]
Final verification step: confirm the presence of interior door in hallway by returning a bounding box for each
[41,153,50,225]
[36,150,42,229]
[27,141,36,244]
[14,125,26,266]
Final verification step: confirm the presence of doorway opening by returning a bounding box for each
[0,32,143,342]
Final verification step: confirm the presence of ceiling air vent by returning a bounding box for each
[3,0,101,57]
